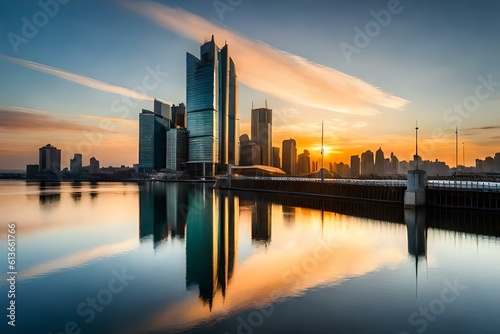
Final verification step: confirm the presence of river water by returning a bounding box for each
[0,180,499,334]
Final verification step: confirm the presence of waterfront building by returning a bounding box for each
[138,106,170,172]
[186,35,238,176]
[297,150,311,175]
[350,155,360,178]
[282,139,297,175]
[375,147,385,176]
[361,150,374,176]
[251,106,272,166]
[39,143,61,172]
[26,164,39,179]
[70,153,82,173]
[272,147,280,168]
[89,157,100,173]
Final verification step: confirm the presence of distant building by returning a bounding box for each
[361,150,374,176]
[172,103,187,128]
[166,128,189,172]
[333,162,350,177]
[239,134,261,166]
[297,150,311,175]
[375,147,385,176]
[26,164,39,179]
[272,147,280,168]
[139,108,169,172]
[251,106,272,166]
[70,153,82,173]
[186,35,238,176]
[282,139,297,175]
[390,152,399,175]
[39,144,61,172]
[350,155,360,178]
[89,157,100,173]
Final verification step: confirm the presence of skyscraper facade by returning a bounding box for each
[89,157,100,173]
[139,106,169,172]
[282,139,297,175]
[70,153,82,173]
[350,155,360,178]
[361,150,374,176]
[251,107,272,166]
[166,128,189,172]
[297,150,311,175]
[186,36,238,176]
[39,144,61,172]
[375,147,385,176]
[272,147,280,168]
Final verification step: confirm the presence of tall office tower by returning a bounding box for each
[186,35,238,176]
[139,106,170,172]
[282,139,297,175]
[361,150,374,176]
[297,150,311,174]
[350,155,360,178]
[272,147,280,168]
[375,147,385,176]
[70,153,82,173]
[89,157,100,173]
[390,152,399,175]
[166,128,189,172]
[251,106,272,166]
[39,144,61,172]
[172,103,187,128]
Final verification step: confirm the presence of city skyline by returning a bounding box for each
[1,1,500,170]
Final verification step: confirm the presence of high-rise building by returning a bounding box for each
[350,155,360,178]
[172,103,187,128]
[239,134,261,166]
[39,144,61,172]
[282,139,297,175]
[166,128,189,172]
[272,147,280,168]
[361,150,374,176]
[375,147,385,176]
[26,164,39,179]
[297,150,311,175]
[390,152,399,175]
[89,157,100,173]
[186,35,238,176]
[251,106,272,166]
[70,153,82,173]
[139,107,169,172]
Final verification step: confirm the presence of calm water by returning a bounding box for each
[1,180,499,334]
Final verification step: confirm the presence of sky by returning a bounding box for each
[1,0,499,170]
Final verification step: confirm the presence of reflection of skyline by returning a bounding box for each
[239,192,272,245]
[186,186,238,308]
[138,182,188,247]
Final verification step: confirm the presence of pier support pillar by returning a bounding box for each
[404,170,427,208]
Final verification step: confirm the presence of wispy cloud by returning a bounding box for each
[1,55,153,100]
[0,105,130,133]
[122,1,408,115]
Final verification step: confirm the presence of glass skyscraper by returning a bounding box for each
[186,36,238,176]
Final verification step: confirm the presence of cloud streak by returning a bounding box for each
[122,1,408,115]
[0,105,127,133]
[1,55,154,101]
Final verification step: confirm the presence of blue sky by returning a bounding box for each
[1,0,499,169]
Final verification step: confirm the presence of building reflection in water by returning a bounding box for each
[38,182,61,207]
[185,186,239,308]
[405,207,427,295]
[239,193,272,246]
[139,182,188,247]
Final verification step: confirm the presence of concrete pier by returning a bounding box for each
[404,170,427,208]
